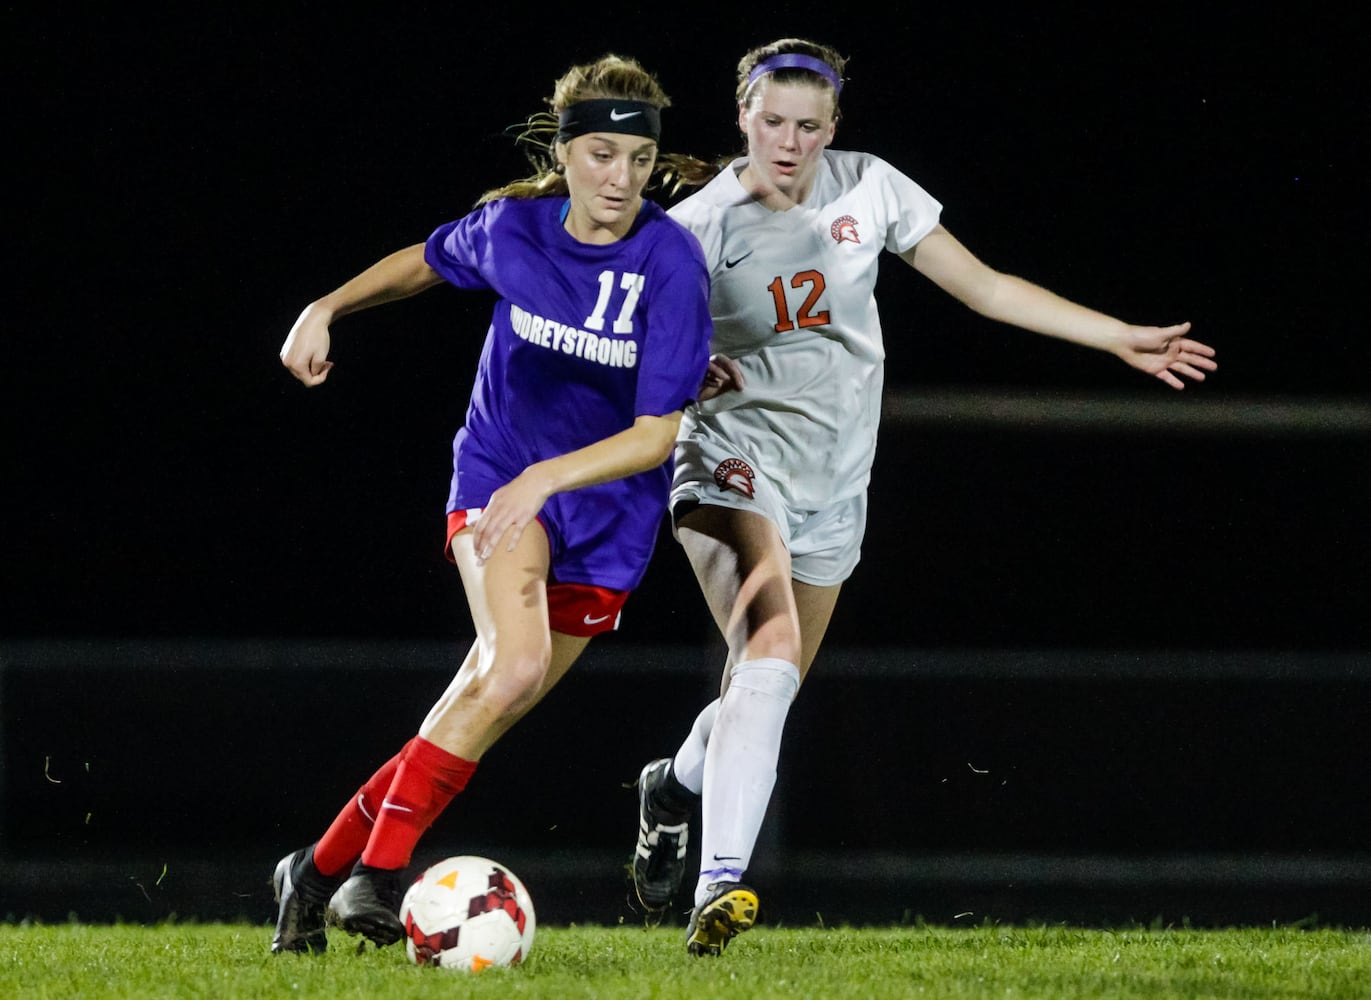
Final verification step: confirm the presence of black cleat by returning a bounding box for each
[271,845,343,955]
[326,862,408,947]
[685,881,759,956]
[631,758,694,912]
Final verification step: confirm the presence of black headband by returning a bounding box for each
[556,99,662,143]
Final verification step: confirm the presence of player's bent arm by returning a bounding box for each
[902,226,1131,356]
[532,412,683,494]
[280,244,443,385]
[470,413,684,561]
[309,243,443,321]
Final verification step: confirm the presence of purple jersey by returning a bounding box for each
[424,196,712,591]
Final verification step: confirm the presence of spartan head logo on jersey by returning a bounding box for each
[713,458,756,498]
[830,214,860,244]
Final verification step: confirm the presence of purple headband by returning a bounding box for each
[745,53,843,94]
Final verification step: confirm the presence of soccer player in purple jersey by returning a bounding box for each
[270,54,713,954]
[629,38,1219,955]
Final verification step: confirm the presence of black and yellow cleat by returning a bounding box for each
[685,881,759,956]
[631,758,694,912]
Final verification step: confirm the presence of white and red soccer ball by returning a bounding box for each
[400,855,536,972]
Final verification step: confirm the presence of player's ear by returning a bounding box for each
[736,101,748,135]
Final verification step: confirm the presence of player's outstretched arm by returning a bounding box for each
[902,227,1217,389]
[279,243,443,386]
[1109,321,1217,389]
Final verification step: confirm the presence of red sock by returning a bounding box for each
[361,736,477,870]
[312,739,414,877]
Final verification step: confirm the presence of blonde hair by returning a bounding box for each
[478,54,712,204]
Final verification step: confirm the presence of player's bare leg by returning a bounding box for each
[329,526,588,948]
[420,525,578,758]
[676,508,798,950]
[792,577,841,680]
[632,508,842,938]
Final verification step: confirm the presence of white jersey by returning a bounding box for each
[669,149,942,509]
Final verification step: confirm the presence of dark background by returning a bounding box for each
[4,6,1368,928]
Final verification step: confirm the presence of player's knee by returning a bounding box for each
[489,652,551,714]
[739,617,803,666]
[456,647,550,719]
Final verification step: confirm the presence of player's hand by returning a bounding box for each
[472,471,553,565]
[698,353,745,402]
[280,305,335,386]
[735,166,799,213]
[1116,322,1217,390]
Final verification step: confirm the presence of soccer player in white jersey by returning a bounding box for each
[630,37,1219,956]
[269,54,712,956]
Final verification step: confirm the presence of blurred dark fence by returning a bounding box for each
[3,639,1369,929]
[5,390,1367,928]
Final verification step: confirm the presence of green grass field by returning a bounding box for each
[2,921,1368,999]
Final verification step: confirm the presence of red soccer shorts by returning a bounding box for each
[445,509,627,636]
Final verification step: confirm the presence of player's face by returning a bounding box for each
[558,134,658,244]
[738,80,836,205]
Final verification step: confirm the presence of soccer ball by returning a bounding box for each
[400,855,536,972]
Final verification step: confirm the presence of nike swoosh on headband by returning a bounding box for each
[609,109,643,121]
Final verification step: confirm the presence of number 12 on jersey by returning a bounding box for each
[767,270,830,333]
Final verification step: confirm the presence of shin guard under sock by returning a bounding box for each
[670,698,719,797]
[312,738,414,877]
[361,736,477,871]
[696,658,799,903]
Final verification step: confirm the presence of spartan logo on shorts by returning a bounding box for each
[830,214,860,244]
[713,458,756,498]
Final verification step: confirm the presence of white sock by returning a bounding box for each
[671,698,719,795]
[695,657,800,905]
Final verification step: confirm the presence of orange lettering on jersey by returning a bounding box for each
[768,271,830,332]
